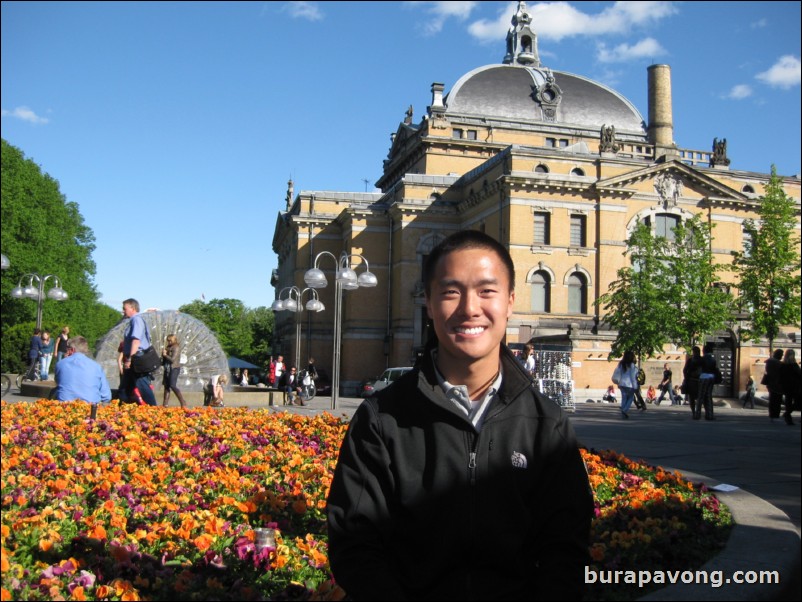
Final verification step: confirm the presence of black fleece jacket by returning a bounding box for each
[326,346,593,601]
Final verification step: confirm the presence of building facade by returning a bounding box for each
[272,1,801,398]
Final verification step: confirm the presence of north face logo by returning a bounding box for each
[511,451,528,469]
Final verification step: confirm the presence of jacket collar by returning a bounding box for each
[417,344,534,407]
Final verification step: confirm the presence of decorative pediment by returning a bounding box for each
[387,123,419,161]
[595,160,747,206]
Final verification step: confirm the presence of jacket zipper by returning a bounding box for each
[468,432,479,598]
[468,433,478,487]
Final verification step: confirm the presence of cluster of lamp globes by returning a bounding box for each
[271,259,377,313]
[10,274,69,302]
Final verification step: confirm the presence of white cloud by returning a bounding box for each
[283,1,323,21]
[750,18,768,29]
[0,106,49,124]
[467,1,677,43]
[725,84,753,100]
[406,1,479,36]
[596,38,666,63]
[756,55,801,89]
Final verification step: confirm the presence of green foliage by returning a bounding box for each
[597,217,735,362]
[247,305,275,362]
[597,223,670,362]
[178,298,274,366]
[661,214,734,351]
[1,139,121,373]
[730,166,802,350]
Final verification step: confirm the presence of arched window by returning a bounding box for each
[645,213,680,241]
[530,271,551,313]
[742,184,755,194]
[534,164,549,173]
[567,273,587,314]
[570,167,585,176]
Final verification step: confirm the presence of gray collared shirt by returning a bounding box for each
[432,354,503,431]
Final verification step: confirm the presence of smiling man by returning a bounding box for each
[326,230,593,601]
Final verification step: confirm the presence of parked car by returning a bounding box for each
[358,377,377,398]
[361,367,414,397]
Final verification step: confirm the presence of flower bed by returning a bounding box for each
[1,400,732,601]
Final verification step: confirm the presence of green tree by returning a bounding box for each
[178,298,272,364]
[730,166,802,352]
[1,139,120,372]
[662,214,734,352]
[596,223,670,363]
[246,306,275,366]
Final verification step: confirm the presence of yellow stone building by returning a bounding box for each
[272,1,800,399]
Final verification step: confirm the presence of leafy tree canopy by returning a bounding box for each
[1,139,120,372]
[661,214,734,351]
[597,223,670,362]
[730,166,802,350]
[178,298,273,367]
[597,216,735,362]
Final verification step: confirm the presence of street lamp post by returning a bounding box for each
[11,273,69,330]
[304,251,377,409]
[272,286,325,372]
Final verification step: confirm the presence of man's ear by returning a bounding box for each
[507,290,515,318]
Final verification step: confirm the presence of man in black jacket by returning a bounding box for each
[327,231,593,600]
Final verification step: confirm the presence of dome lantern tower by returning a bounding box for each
[503,1,540,67]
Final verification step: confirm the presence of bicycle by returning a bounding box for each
[298,369,316,402]
[15,365,39,390]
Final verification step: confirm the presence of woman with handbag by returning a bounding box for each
[162,334,187,407]
[683,346,704,418]
[612,350,639,420]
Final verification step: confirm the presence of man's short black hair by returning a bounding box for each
[422,230,515,297]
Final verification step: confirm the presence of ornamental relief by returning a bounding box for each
[653,172,684,208]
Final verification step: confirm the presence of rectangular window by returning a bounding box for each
[533,212,550,245]
[559,139,569,148]
[452,129,463,139]
[743,230,753,257]
[545,137,556,148]
[466,130,477,140]
[570,215,586,247]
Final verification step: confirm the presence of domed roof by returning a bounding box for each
[445,64,646,134]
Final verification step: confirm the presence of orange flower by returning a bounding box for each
[39,538,54,552]
[193,533,214,552]
[70,586,86,601]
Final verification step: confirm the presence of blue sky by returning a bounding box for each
[2,1,800,311]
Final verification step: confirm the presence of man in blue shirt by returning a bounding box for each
[54,336,111,404]
[120,298,158,406]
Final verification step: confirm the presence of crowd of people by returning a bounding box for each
[603,343,800,424]
[25,292,800,428]
[23,327,65,382]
